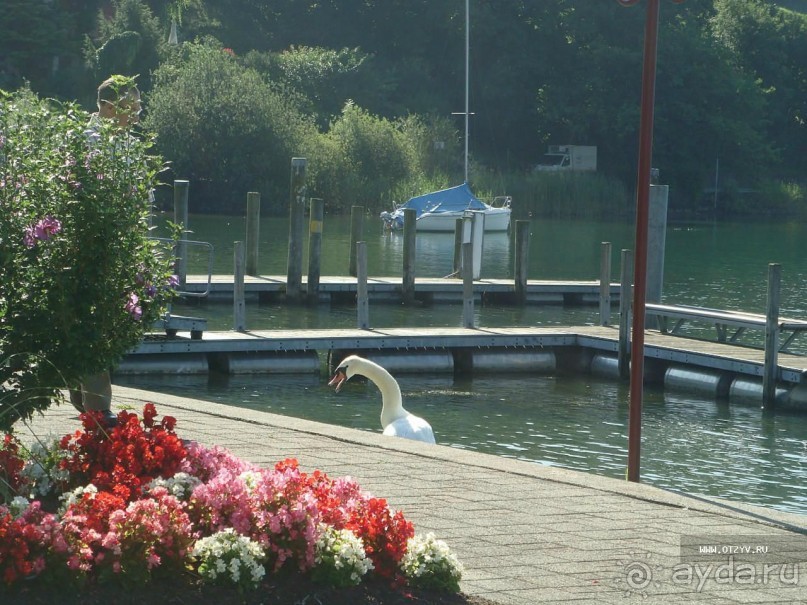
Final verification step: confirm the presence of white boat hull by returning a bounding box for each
[414,207,511,232]
[381,206,511,232]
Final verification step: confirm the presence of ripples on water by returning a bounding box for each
[117,371,807,516]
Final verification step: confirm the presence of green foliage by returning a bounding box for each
[85,0,165,92]
[0,89,178,431]
[7,1,807,216]
[244,46,374,124]
[310,102,414,212]
[145,42,317,213]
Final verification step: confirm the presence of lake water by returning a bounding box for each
[128,213,807,516]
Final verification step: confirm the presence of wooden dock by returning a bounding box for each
[122,325,807,407]
[181,274,621,306]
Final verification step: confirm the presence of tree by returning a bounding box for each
[145,42,317,213]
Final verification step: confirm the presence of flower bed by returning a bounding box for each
[0,405,463,600]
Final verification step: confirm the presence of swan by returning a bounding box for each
[328,355,436,444]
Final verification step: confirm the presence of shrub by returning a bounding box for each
[0,88,177,431]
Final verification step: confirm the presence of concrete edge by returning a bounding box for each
[111,385,807,533]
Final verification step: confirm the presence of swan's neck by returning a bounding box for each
[359,360,407,428]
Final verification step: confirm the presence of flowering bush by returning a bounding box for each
[0,404,463,595]
[401,533,464,593]
[313,524,374,587]
[0,88,178,431]
[190,528,266,591]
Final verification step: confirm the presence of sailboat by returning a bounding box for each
[380,0,512,233]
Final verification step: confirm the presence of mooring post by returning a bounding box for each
[600,242,612,326]
[514,220,531,305]
[402,208,416,304]
[356,241,369,329]
[453,218,463,275]
[646,183,669,328]
[470,211,485,279]
[618,248,633,380]
[245,191,260,276]
[233,241,246,331]
[173,179,189,286]
[348,206,364,277]
[286,158,307,300]
[462,242,475,328]
[307,198,324,302]
[762,263,782,408]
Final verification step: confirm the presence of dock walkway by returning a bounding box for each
[21,387,807,604]
[183,274,620,305]
[127,325,807,393]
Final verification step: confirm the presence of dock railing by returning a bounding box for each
[639,264,807,408]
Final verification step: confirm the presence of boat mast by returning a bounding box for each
[454,0,471,183]
[464,0,469,183]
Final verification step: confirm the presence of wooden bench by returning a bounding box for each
[645,303,807,352]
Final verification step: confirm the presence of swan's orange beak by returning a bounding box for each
[328,369,347,393]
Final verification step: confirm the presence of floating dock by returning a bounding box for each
[121,325,807,410]
[181,274,620,306]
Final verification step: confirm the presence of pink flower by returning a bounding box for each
[124,292,142,321]
[23,216,62,248]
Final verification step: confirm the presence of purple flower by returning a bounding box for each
[125,292,143,321]
[145,284,157,297]
[23,216,62,248]
[167,275,180,289]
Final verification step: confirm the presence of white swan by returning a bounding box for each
[328,355,436,444]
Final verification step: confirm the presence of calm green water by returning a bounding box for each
[133,214,807,516]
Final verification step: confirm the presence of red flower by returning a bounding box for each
[0,434,25,496]
[346,497,414,584]
[58,405,186,502]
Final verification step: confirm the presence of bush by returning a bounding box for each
[0,88,177,431]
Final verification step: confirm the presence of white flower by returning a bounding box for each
[313,524,373,587]
[58,483,98,514]
[190,529,266,590]
[146,472,201,500]
[401,533,463,592]
[20,438,70,497]
[9,496,30,517]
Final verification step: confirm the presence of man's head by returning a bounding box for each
[97,75,141,128]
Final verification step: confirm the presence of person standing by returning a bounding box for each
[69,76,144,427]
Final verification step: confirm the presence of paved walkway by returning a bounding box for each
[18,386,807,604]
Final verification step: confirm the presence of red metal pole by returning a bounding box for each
[627,0,660,482]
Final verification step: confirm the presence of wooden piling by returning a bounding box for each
[173,179,189,285]
[514,220,531,305]
[402,208,417,304]
[286,158,307,300]
[233,241,246,331]
[453,218,463,275]
[600,242,612,326]
[348,206,364,277]
[618,249,633,380]
[307,198,324,302]
[245,192,260,276]
[762,263,781,408]
[356,242,369,329]
[462,242,475,328]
